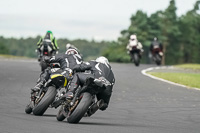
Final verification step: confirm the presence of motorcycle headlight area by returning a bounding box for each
[50,74,67,87]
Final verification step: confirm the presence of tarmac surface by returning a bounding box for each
[1,59,200,133]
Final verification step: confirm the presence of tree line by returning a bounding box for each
[0,0,199,65]
[0,36,114,61]
[104,0,200,65]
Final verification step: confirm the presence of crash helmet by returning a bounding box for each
[66,43,72,50]
[47,30,53,34]
[44,30,53,39]
[96,56,109,67]
[130,34,137,40]
[65,48,78,55]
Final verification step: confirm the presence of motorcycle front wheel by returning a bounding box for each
[40,61,47,71]
[25,103,32,114]
[56,105,67,121]
[133,53,140,66]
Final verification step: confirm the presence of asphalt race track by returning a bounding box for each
[1,59,200,133]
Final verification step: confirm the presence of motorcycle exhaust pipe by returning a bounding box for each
[87,99,104,116]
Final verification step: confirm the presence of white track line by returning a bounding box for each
[141,66,200,90]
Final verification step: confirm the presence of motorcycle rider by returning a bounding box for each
[36,31,59,61]
[126,34,144,57]
[31,47,83,94]
[149,37,163,62]
[63,56,115,112]
[150,37,163,54]
[66,43,82,57]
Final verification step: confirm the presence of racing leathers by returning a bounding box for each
[126,39,143,57]
[150,40,163,54]
[37,32,59,60]
[66,60,115,111]
[32,53,83,92]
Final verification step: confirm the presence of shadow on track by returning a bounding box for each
[40,114,56,117]
[78,122,150,128]
[57,118,148,128]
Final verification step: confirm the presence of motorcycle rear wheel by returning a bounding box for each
[40,61,47,71]
[32,86,57,116]
[67,92,93,124]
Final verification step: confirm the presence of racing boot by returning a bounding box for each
[31,81,43,93]
[65,91,74,100]
[61,85,78,100]
[51,91,66,108]
[99,103,108,111]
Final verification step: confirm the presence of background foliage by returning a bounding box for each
[0,0,199,64]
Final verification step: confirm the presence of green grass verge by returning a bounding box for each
[147,72,200,89]
[174,64,200,70]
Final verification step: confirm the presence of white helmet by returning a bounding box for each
[154,37,157,41]
[66,43,72,50]
[65,48,78,55]
[66,43,80,52]
[96,56,109,67]
[130,34,137,40]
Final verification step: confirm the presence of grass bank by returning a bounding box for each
[147,64,200,89]
[174,64,200,70]
[148,72,200,89]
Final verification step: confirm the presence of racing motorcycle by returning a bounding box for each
[129,46,141,66]
[37,40,57,71]
[152,45,163,65]
[56,77,105,124]
[25,68,70,116]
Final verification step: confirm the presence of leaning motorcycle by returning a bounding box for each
[37,40,57,71]
[130,46,141,66]
[25,68,69,116]
[152,45,163,65]
[56,78,104,124]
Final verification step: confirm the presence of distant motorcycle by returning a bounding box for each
[25,67,68,116]
[129,46,141,66]
[37,40,57,71]
[152,45,163,65]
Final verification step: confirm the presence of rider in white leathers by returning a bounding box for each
[126,34,143,56]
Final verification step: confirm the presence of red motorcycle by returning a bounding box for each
[152,45,163,65]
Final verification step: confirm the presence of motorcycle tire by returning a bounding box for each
[25,104,32,114]
[133,53,140,66]
[32,86,57,116]
[40,61,47,71]
[56,105,66,121]
[155,54,161,65]
[67,92,93,124]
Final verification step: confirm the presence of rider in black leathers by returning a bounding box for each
[64,56,115,111]
[31,48,83,93]
[150,37,163,53]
